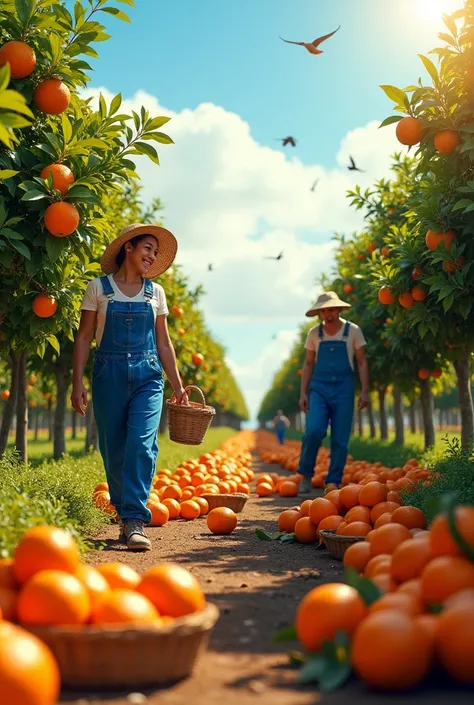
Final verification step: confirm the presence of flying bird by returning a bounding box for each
[348,156,364,172]
[264,251,284,261]
[279,26,341,55]
[310,179,320,192]
[276,136,297,147]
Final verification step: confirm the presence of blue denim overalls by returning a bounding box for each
[298,321,354,485]
[275,417,286,445]
[92,276,164,523]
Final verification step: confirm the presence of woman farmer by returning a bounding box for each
[71,224,188,551]
[297,292,369,495]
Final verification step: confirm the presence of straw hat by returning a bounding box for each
[100,223,178,279]
[305,291,351,317]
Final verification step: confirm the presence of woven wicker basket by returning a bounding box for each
[166,385,215,445]
[201,493,249,513]
[26,602,219,689]
[319,529,367,560]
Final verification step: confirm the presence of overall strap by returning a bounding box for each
[342,321,351,339]
[100,275,114,302]
[143,278,154,303]
[318,323,324,339]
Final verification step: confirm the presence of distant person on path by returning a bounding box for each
[71,224,189,552]
[297,291,369,495]
[272,409,290,445]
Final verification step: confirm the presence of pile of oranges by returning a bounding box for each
[93,439,254,535]
[0,525,207,703]
[294,503,474,690]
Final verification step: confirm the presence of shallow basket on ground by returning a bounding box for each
[319,529,366,560]
[201,492,249,513]
[166,385,215,445]
[25,602,219,689]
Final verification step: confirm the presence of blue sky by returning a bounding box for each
[85,0,460,418]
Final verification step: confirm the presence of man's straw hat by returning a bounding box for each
[100,223,178,279]
[305,291,351,317]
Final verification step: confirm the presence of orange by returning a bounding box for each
[342,521,371,537]
[91,589,159,625]
[369,523,412,556]
[162,498,181,519]
[370,501,400,524]
[147,501,169,527]
[351,610,432,690]
[13,525,80,585]
[395,116,422,146]
[420,555,474,605]
[194,497,209,515]
[339,484,361,509]
[436,602,474,684]
[294,517,318,544]
[309,497,338,525]
[324,489,343,513]
[343,541,372,573]
[365,554,392,578]
[390,537,431,583]
[371,572,397,593]
[256,482,273,497]
[378,286,395,305]
[369,591,423,616]
[0,40,36,78]
[374,512,394,529]
[429,506,474,557]
[359,482,387,507]
[44,201,80,237]
[317,515,345,536]
[137,563,205,617]
[425,228,454,252]
[96,562,141,590]
[180,500,201,520]
[0,620,60,705]
[32,293,57,318]
[397,578,422,599]
[345,505,371,524]
[278,509,302,533]
[17,569,90,625]
[398,292,414,308]
[75,564,110,611]
[34,78,71,114]
[279,481,298,497]
[391,505,426,530]
[0,587,17,621]
[296,583,367,652]
[387,490,402,505]
[433,129,461,154]
[299,499,313,517]
[161,484,182,501]
[411,286,426,302]
[40,164,75,196]
[0,558,16,590]
[415,614,439,644]
[207,507,237,535]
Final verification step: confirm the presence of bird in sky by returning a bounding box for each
[208,263,213,271]
[264,251,284,261]
[348,156,364,172]
[276,136,297,147]
[279,26,341,55]
[310,179,320,192]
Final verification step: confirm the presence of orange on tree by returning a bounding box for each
[137,563,205,617]
[13,525,80,585]
[378,286,395,305]
[425,229,454,252]
[0,40,36,79]
[207,507,237,535]
[44,201,80,237]
[411,286,426,302]
[395,116,423,146]
[40,164,75,196]
[417,368,430,380]
[32,293,57,318]
[34,78,70,114]
[398,292,414,308]
[433,129,462,154]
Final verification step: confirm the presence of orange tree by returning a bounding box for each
[0,63,33,148]
[0,0,174,461]
[378,0,474,448]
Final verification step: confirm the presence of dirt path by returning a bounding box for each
[60,458,472,705]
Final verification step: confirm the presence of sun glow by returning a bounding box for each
[413,0,461,22]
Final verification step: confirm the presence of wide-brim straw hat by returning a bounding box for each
[100,223,178,279]
[305,291,351,317]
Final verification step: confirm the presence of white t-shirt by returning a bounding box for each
[304,319,366,370]
[80,275,169,346]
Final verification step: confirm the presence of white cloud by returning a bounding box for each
[80,87,401,417]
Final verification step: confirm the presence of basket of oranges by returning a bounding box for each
[166,385,215,445]
[201,492,249,513]
[319,529,366,560]
[7,526,220,689]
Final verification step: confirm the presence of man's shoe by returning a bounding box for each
[324,483,340,495]
[299,476,313,494]
[121,519,151,551]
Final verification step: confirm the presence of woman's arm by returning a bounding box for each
[155,315,188,403]
[71,310,96,416]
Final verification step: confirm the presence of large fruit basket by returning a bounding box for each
[25,602,219,689]
[319,529,367,560]
[201,492,249,513]
[166,385,215,445]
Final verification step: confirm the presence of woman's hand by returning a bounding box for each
[173,387,189,405]
[299,393,309,413]
[71,382,88,416]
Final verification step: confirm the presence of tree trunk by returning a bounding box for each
[71,409,77,439]
[53,356,71,460]
[453,351,474,450]
[357,408,363,436]
[47,399,53,441]
[393,387,405,446]
[419,378,435,449]
[378,388,388,440]
[34,409,39,441]
[408,400,416,433]
[15,351,28,462]
[367,398,376,438]
[0,350,20,455]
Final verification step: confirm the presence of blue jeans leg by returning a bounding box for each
[298,389,329,477]
[120,379,163,523]
[326,387,354,485]
[276,428,285,445]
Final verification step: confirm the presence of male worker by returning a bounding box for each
[272,409,290,445]
[297,291,369,494]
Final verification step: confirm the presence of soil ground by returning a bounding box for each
[60,457,473,705]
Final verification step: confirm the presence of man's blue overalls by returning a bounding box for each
[298,321,354,485]
[275,418,286,445]
[92,276,164,524]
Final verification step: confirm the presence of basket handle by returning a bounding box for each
[170,385,206,407]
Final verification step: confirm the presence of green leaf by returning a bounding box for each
[443,292,455,312]
[100,6,131,22]
[148,131,174,145]
[45,235,68,262]
[288,651,306,668]
[21,190,47,202]
[49,34,63,64]
[255,528,282,541]
[62,114,72,144]
[109,92,122,116]
[279,532,296,544]
[10,239,31,260]
[0,170,19,180]
[135,141,160,164]
[319,660,352,692]
[46,334,60,353]
[298,655,327,684]
[379,115,402,129]
[15,0,36,27]
[0,228,23,240]
[274,625,297,643]
[418,54,439,84]
[147,116,171,130]
[379,84,407,106]
[443,13,458,37]
[345,567,382,605]
[116,0,135,5]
